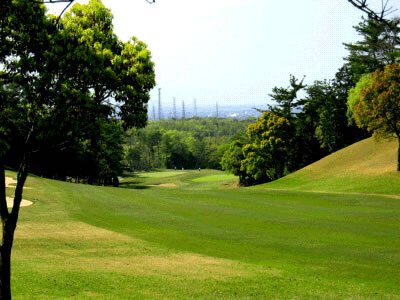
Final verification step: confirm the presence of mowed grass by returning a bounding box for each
[132,170,187,178]
[6,139,400,298]
[192,174,237,183]
[262,137,400,194]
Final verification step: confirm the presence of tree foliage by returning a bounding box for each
[242,112,291,182]
[221,112,291,186]
[267,75,306,121]
[350,64,400,142]
[344,17,400,82]
[350,63,400,171]
[220,140,248,185]
[125,118,253,171]
[347,73,372,119]
[0,0,155,297]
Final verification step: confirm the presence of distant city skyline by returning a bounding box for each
[147,103,263,120]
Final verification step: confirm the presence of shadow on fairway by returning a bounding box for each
[119,181,150,189]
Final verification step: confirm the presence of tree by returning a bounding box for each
[348,63,400,170]
[0,0,155,297]
[347,73,372,119]
[221,140,249,185]
[344,16,400,81]
[308,80,354,153]
[241,112,291,183]
[221,112,291,186]
[160,131,194,169]
[267,75,306,121]
[294,81,331,166]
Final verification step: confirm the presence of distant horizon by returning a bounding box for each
[147,102,264,120]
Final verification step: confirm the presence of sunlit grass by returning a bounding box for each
[261,137,400,194]
[192,174,237,183]
[6,139,400,298]
[130,170,187,178]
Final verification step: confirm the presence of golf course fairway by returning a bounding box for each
[5,138,400,298]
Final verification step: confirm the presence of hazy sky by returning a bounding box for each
[47,0,400,110]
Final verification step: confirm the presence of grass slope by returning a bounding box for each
[262,137,400,194]
[6,159,400,298]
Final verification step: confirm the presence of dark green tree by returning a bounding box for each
[160,131,194,169]
[268,75,306,121]
[221,140,249,185]
[0,0,155,297]
[344,16,400,82]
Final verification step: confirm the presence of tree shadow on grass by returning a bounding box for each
[119,181,151,189]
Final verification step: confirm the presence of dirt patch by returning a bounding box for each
[147,183,178,188]
[6,197,33,208]
[223,182,240,190]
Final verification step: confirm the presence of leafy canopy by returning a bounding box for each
[350,63,400,141]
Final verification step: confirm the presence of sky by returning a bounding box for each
[47,0,400,111]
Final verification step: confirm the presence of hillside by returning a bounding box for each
[261,137,400,195]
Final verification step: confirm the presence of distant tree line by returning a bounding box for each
[222,16,400,185]
[124,118,254,170]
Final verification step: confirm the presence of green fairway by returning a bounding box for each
[192,174,237,182]
[7,143,400,299]
[131,170,187,178]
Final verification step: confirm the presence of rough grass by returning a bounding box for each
[6,140,400,298]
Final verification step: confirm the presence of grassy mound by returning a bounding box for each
[261,137,400,194]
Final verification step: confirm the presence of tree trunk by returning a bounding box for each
[0,219,15,300]
[112,175,119,187]
[0,156,28,300]
[0,157,12,299]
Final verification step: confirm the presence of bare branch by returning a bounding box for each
[55,0,74,27]
[347,0,398,28]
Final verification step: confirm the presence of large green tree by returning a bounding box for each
[348,63,400,171]
[0,0,155,297]
[222,112,291,186]
[241,112,291,183]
